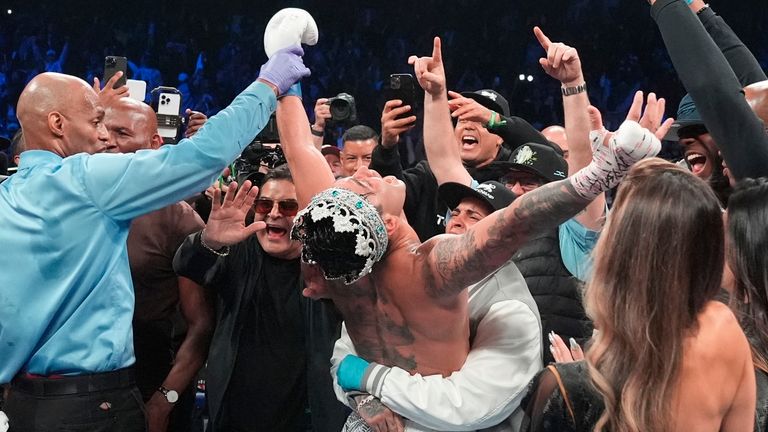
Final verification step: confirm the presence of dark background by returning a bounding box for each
[0,0,765,163]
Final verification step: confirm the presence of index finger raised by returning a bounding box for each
[533,26,551,50]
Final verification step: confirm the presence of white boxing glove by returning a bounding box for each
[264,8,319,58]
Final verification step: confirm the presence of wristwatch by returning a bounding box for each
[158,386,179,404]
[561,82,587,97]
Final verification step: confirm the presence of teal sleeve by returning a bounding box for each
[558,218,600,281]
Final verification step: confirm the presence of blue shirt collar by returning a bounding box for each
[18,150,64,169]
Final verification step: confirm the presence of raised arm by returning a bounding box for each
[277,93,336,207]
[412,37,473,187]
[651,0,768,180]
[534,27,606,231]
[82,48,309,221]
[427,116,666,298]
[690,0,767,86]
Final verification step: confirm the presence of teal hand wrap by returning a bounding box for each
[337,354,370,391]
[280,83,303,100]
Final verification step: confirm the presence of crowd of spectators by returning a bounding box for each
[0,0,766,163]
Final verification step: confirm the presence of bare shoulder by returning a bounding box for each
[691,301,750,361]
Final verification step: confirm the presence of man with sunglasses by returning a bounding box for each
[173,164,349,432]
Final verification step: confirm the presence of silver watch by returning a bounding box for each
[158,386,179,404]
[561,82,587,97]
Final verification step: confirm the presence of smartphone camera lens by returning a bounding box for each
[105,57,116,66]
[391,76,401,89]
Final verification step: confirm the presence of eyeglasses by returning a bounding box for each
[253,199,300,216]
[501,175,544,192]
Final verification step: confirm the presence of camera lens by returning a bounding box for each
[391,76,401,89]
[106,57,116,66]
[330,99,351,121]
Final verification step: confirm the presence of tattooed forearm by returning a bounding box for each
[429,179,590,298]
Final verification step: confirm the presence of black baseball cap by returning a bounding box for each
[460,89,511,117]
[663,94,706,141]
[489,143,568,183]
[439,180,516,214]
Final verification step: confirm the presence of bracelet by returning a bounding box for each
[561,82,587,97]
[696,3,710,15]
[310,125,324,137]
[486,111,498,129]
[356,395,376,412]
[200,230,230,257]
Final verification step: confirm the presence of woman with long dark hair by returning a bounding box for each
[521,158,755,431]
[725,177,768,430]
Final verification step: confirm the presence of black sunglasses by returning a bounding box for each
[253,199,299,216]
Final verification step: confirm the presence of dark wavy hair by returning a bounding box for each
[585,158,724,431]
[727,177,768,372]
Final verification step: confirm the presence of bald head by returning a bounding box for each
[17,72,108,157]
[104,97,161,153]
[541,125,569,160]
[745,80,768,125]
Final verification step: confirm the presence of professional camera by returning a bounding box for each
[232,116,286,186]
[326,92,357,125]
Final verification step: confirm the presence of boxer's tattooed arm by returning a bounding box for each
[428,180,591,298]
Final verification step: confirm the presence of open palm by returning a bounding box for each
[203,181,266,249]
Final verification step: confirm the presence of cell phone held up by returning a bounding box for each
[103,56,128,89]
[384,74,417,121]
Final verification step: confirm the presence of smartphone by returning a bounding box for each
[384,74,417,120]
[103,56,128,89]
[152,88,182,143]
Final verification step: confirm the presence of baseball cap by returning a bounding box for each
[489,143,568,183]
[460,89,511,117]
[321,145,340,157]
[663,94,706,141]
[439,180,516,214]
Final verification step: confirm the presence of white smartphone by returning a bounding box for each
[156,92,182,142]
[126,79,147,102]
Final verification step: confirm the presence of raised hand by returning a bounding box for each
[533,26,583,86]
[184,109,208,138]
[626,91,674,141]
[313,98,332,130]
[258,45,311,96]
[447,90,494,125]
[202,181,266,250]
[408,37,446,97]
[92,71,129,107]
[380,100,417,148]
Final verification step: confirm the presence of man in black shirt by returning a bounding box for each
[173,165,348,431]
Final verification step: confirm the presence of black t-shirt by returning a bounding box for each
[222,254,310,431]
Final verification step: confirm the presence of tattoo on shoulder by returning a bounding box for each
[430,180,588,298]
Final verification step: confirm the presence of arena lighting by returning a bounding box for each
[6,9,12,15]
[518,74,526,81]
[527,75,534,82]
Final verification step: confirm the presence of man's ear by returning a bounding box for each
[383,214,399,236]
[150,133,163,150]
[48,112,64,137]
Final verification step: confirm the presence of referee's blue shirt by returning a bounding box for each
[0,81,276,383]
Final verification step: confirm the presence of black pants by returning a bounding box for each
[4,369,147,432]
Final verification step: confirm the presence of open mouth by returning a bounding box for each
[685,152,707,176]
[266,225,288,240]
[461,135,478,150]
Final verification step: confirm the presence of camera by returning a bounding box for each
[326,93,357,125]
[232,116,286,186]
